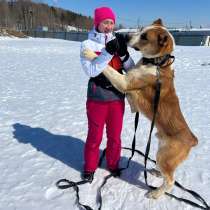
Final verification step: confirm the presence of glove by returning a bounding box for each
[105,33,128,57]
[115,33,128,57]
[105,37,119,55]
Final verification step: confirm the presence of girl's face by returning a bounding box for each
[97,19,115,33]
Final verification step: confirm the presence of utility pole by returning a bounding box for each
[137,17,140,30]
[23,8,27,31]
[189,20,192,29]
[29,8,33,31]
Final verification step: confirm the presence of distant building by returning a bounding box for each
[65,25,77,32]
[36,26,49,32]
[170,29,210,46]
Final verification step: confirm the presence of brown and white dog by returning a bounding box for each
[83,19,198,199]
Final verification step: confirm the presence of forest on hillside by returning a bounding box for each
[0,0,93,31]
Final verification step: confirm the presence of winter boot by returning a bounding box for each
[82,171,95,183]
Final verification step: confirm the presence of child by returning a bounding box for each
[80,6,134,182]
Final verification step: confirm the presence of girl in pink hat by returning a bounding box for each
[80,6,135,182]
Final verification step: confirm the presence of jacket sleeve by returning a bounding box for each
[122,55,135,72]
[80,41,113,77]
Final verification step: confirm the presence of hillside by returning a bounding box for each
[0,0,93,32]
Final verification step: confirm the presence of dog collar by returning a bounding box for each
[142,54,175,67]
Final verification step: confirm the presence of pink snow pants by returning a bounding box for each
[84,99,125,172]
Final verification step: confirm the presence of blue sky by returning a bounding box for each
[44,0,210,28]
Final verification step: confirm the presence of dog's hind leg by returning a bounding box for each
[146,136,190,199]
[146,168,175,199]
[146,144,175,199]
[147,135,163,178]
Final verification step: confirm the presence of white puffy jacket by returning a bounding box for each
[80,29,135,101]
[80,29,135,77]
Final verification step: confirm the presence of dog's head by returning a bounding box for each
[127,19,175,58]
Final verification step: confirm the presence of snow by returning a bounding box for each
[0,38,210,210]
[115,28,139,33]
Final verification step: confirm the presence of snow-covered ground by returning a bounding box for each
[0,38,210,210]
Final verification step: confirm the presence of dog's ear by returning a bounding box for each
[158,33,168,46]
[152,18,163,26]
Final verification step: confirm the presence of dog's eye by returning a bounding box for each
[141,33,148,40]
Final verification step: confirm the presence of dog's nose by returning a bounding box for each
[133,47,140,51]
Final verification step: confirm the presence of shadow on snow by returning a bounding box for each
[12,123,148,190]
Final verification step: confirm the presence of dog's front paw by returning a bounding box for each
[145,188,164,199]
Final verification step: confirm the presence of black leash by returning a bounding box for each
[56,179,94,210]
[56,109,209,210]
[98,101,210,210]
[143,77,161,187]
[55,54,209,210]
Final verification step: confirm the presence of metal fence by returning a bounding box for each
[23,30,210,46]
[170,31,210,46]
[24,31,88,42]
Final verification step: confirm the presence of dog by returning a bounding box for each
[82,19,198,199]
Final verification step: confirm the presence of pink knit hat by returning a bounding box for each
[94,7,116,27]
